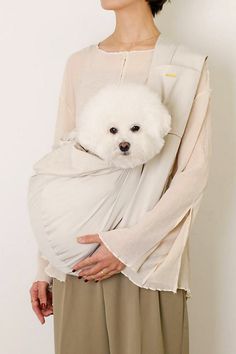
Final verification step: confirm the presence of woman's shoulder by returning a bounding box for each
[68,43,94,61]
[161,33,208,71]
[63,43,95,74]
[169,36,211,94]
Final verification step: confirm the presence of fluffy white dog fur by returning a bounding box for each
[62,82,172,169]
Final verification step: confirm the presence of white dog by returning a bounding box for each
[28,82,172,278]
[61,82,171,168]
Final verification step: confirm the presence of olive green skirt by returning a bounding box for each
[52,272,189,354]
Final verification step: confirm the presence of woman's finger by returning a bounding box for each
[72,253,100,272]
[30,281,53,324]
[79,262,111,279]
[31,299,45,324]
[98,269,119,281]
[72,233,102,272]
[41,307,53,316]
[76,233,101,244]
[93,269,119,282]
[93,262,125,281]
[38,281,50,308]
[83,265,118,281]
[29,282,45,324]
[76,265,94,275]
[43,287,53,315]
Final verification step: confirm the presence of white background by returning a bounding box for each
[0,1,235,353]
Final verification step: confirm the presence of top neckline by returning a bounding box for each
[94,33,161,54]
[96,45,155,54]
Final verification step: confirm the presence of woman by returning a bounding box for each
[29,1,212,353]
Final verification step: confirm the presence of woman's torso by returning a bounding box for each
[71,44,155,128]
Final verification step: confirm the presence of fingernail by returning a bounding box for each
[72,269,76,272]
[78,276,82,279]
[41,303,46,309]
[84,279,88,282]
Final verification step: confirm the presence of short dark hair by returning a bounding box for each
[146,0,170,17]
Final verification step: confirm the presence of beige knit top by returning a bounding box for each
[33,38,212,299]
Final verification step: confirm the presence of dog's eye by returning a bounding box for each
[110,127,118,134]
[131,125,140,132]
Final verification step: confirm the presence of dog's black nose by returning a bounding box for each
[119,141,130,152]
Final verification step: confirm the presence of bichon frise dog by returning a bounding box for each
[61,82,171,168]
[28,82,172,278]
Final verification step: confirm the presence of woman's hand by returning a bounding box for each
[29,281,53,324]
[72,233,126,281]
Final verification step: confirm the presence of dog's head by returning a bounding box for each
[75,82,171,169]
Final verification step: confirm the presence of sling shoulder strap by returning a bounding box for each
[147,33,208,139]
[150,32,207,72]
[118,34,209,228]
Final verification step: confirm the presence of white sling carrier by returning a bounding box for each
[28,33,207,279]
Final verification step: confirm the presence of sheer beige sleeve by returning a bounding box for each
[52,54,76,149]
[98,59,213,272]
[33,55,76,284]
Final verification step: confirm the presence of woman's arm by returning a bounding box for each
[52,54,76,150]
[33,54,76,284]
[97,58,213,272]
[33,250,54,284]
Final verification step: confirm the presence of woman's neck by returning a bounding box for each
[99,2,160,52]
